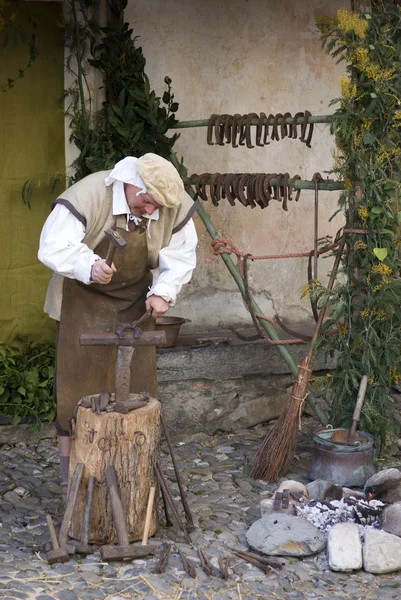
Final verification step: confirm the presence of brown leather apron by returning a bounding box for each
[55,224,157,433]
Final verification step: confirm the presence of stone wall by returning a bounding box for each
[156,338,334,438]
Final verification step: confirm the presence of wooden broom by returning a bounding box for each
[252,240,344,482]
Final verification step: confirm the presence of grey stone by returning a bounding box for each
[275,479,308,500]
[260,498,296,516]
[365,468,401,503]
[363,528,401,574]
[380,502,401,537]
[2,491,20,504]
[246,514,325,557]
[55,591,79,600]
[327,523,362,572]
[306,480,343,502]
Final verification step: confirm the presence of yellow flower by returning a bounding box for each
[354,240,367,250]
[358,205,368,225]
[372,263,392,276]
[352,46,396,83]
[340,77,357,99]
[361,118,373,131]
[360,307,371,318]
[338,324,348,338]
[337,8,369,39]
[300,280,322,299]
[376,308,387,322]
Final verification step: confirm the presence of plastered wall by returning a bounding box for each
[68,0,349,332]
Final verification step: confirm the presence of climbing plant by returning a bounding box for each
[312,2,401,446]
[22,0,181,204]
[65,0,180,184]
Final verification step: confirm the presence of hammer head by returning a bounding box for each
[104,229,127,250]
[47,548,69,565]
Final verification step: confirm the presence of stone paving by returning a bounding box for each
[1,418,401,599]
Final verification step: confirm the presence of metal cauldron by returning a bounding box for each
[310,425,376,487]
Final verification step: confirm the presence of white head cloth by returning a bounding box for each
[104,156,147,194]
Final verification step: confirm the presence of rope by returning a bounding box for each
[211,230,364,345]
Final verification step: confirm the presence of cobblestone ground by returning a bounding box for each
[1,419,401,599]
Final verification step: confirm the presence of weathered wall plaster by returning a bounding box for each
[65,0,348,332]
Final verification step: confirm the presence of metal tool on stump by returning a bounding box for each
[46,515,69,564]
[104,229,127,266]
[58,463,84,553]
[80,323,165,414]
[100,465,156,561]
[75,475,96,555]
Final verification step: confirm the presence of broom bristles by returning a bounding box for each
[252,355,312,482]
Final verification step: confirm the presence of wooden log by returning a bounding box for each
[69,395,161,544]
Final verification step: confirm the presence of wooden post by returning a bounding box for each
[69,395,161,544]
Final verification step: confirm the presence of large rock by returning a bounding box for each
[363,528,401,574]
[260,498,296,517]
[380,502,401,537]
[364,468,401,503]
[246,514,325,557]
[275,480,308,502]
[327,523,362,572]
[306,480,342,502]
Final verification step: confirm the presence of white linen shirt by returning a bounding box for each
[38,182,198,305]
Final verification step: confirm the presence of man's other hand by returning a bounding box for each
[90,259,116,284]
[145,295,169,318]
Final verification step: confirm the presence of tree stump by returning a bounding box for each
[69,394,160,544]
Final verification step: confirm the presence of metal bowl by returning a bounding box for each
[155,316,190,348]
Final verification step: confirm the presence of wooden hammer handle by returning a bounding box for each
[105,245,116,267]
[81,476,96,546]
[59,463,84,546]
[142,486,156,545]
[46,515,60,550]
[105,465,129,547]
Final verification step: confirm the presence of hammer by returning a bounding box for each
[104,229,127,266]
[58,463,84,553]
[75,475,96,555]
[100,465,156,561]
[46,515,69,564]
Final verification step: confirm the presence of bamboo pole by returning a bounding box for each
[191,194,328,425]
[172,114,333,129]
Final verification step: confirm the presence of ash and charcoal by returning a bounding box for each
[296,496,385,533]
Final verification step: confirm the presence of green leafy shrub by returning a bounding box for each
[315,3,401,446]
[0,338,56,427]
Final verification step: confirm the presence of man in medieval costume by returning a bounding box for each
[38,153,197,499]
